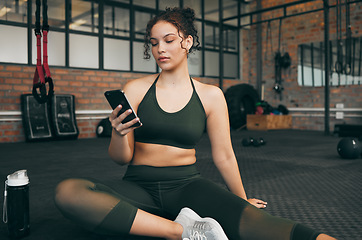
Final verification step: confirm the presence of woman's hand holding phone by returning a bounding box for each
[109,104,141,136]
[104,90,142,137]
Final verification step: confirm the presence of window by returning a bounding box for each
[298,37,362,86]
[104,38,130,71]
[0,0,27,23]
[32,0,65,29]
[133,0,156,9]
[205,51,219,76]
[70,0,98,33]
[0,25,27,63]
[69,34,98,68]
[223,27,237,52]
[134,10,154,40]
[205,23,219,50]
[133,42,156,72]
[0,0,242,78]
[204,0,218,22]
[104,6,129,37]
[188,51,202,76]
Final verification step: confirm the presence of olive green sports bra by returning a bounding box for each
[134,75,206,149]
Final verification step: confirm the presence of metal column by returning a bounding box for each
[324,0,330,135]
[219,0,224,91]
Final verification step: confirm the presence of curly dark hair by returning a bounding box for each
[143,7,201,59]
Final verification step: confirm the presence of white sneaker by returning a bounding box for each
[174,207,228,240]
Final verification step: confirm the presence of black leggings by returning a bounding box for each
[55,164,320,240]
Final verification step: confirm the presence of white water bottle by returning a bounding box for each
[3,170,30,239]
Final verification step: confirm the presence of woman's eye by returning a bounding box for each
[166,40,174,43]
[151,42,158,46]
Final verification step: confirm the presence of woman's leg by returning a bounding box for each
[54,178,183,239]
[130,209,183,239]
[163,177,336,240]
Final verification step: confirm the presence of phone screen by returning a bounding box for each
[104,90,142,127]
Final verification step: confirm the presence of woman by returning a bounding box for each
[55,7,336,240]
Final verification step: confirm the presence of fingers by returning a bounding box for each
[109,105,140,136]
[109,105,123,122]
[248,198,268,209]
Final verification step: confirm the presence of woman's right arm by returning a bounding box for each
[107,78,145,165]
[108,106,139,165]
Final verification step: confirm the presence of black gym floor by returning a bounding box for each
[0,130,361,240]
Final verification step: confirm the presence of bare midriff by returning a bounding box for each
[131,142,196,167]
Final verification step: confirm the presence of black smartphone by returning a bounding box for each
[104,90,142,128]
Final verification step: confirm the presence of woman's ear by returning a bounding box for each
[185,35,193,53]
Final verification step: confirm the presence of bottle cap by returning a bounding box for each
[6,170,29,186]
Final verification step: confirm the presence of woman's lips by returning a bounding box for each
[158,56,169,62]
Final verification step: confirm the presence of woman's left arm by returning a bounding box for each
[203,86,267,208]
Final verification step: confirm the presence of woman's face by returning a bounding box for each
[150,21,192,71]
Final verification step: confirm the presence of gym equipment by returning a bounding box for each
[242,137,254,147]
[334,124,362,139]
[277,104,289,115]
[21,94,79,141]
[255,101,274,115]
[50,95,79,139]
[225,84,259,130]
[273,18,291,100]
[21,94,53,141]
[32,0,54,104]
[96,118,112,138]
[337,138,362,159]
[242,137,266,147]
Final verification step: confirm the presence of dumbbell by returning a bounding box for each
[242,137,266,147]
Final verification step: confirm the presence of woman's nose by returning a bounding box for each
[157,42,165,53]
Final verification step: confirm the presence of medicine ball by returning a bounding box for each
[337,138,362,159]
[96,118,112,137]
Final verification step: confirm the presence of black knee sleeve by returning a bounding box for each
[291,224,320,240]
[94,200,138,236]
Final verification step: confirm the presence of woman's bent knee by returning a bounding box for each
[54,178,94,210]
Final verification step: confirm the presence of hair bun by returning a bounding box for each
[182,7,196,22]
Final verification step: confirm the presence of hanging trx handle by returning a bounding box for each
[32,0,54,104]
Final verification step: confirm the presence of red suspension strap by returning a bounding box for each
[32,0,54,104]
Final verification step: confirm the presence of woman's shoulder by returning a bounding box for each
[124,74,157,94]
[124,74,157,91]
[192,79,226,116]
[123,74,158,104]
[192,79,224,101]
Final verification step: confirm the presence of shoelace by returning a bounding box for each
[193,221,208,230]
[186,221,209,240]
[186,230,207,240]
